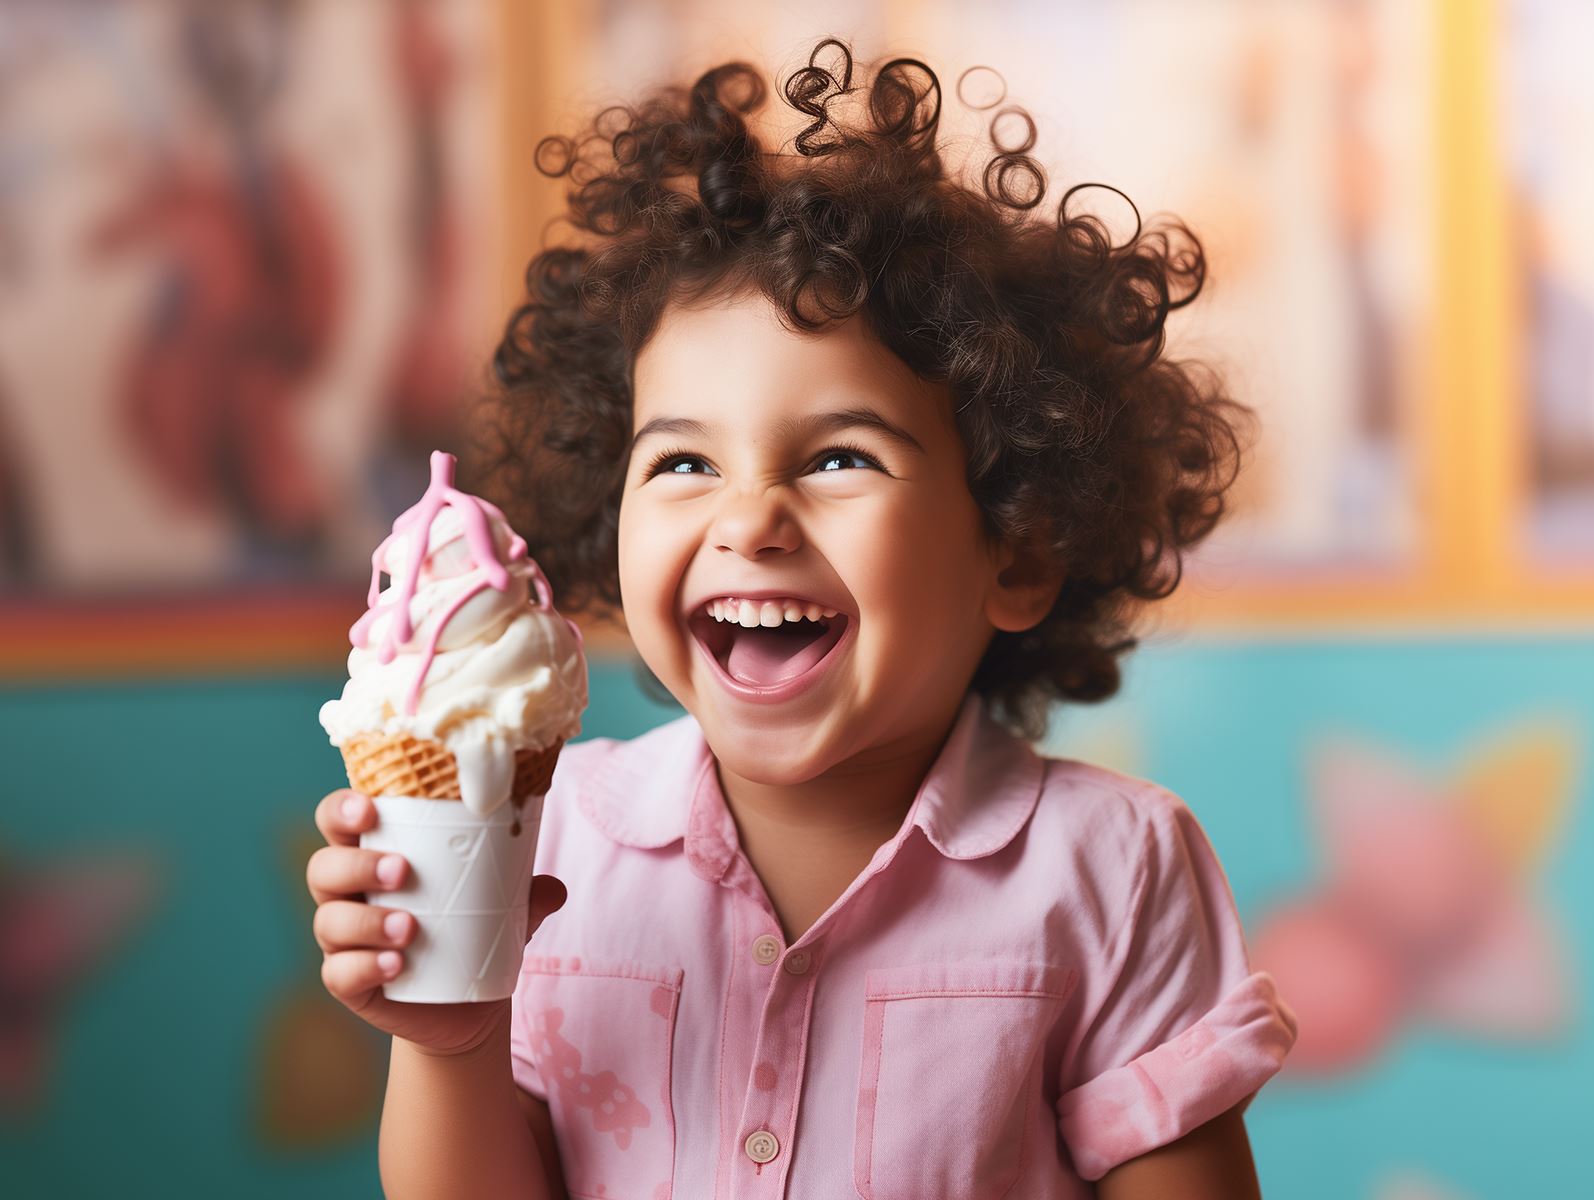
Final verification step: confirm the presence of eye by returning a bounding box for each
[812,442,886,473]
[641,448,717,478]
[639,441,888,479]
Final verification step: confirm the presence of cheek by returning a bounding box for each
[616,498,663,624]
[616,499,640,604]
[843,491,985,634]
[617,496,690,652]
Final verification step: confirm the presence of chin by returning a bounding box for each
[695,712,839,785]
[709,742,834,787]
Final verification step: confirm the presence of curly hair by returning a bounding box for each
[469,37,1256,743]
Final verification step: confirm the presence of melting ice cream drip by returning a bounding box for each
[348,450,584,718]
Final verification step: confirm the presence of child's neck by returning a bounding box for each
[716,747,929,842]
[710,705,962,941]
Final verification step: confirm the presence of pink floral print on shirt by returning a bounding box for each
[528,1006,651,1148]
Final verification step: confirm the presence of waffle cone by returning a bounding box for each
[339,733,564,805]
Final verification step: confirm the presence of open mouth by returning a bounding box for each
[687,607,850,692]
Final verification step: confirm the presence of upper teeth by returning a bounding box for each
[705,598,839,627]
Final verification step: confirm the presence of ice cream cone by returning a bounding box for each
[331,735,568,1002]
[359,790,550,1002]
[318,450,587,1003]
[339,734,565,824]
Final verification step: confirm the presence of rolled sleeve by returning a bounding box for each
[1056,789,1298,1181]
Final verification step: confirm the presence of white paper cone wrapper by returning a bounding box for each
[360,792,545,1003]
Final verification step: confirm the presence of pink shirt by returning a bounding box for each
[510,690,1298,1199]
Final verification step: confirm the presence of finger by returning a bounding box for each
[313,899,416,955]
[321,947,404,1004]
[314,788,376,848]
[306,844,409,907]
[526,873,567,939]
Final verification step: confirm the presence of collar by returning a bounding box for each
[577,690,1046,864]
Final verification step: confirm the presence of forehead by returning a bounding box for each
[632,290,945,428]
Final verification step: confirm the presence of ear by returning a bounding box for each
[983,537,1065,634]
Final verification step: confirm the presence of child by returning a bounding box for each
[308,37,1297,1199]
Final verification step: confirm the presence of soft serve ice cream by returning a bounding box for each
[318,449,587,1002]
[319,449,588,818]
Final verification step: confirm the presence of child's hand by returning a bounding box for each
[307,788,567,1056]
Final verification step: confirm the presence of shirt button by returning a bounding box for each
[752,934,781,965]
[744,1129,780,1163]
[783,949,811,975]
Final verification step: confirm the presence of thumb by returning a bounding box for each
[527,873,567,940]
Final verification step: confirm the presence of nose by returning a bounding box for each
[708,486,801,559]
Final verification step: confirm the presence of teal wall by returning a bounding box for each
[0,656,682,1199]
[0,637,1588,1198]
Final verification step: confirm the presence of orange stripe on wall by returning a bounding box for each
[0,590,633,681]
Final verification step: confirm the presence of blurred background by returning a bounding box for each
[0,0,1588,1196]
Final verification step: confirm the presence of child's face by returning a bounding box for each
[618,289,1013,783]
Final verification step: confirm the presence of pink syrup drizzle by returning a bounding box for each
[349,450,585,717]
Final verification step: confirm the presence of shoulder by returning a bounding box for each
[1025,757,1218,923]
[548,732,619,782]
[541,711,707,853]
[1029,754,1189,856]
[548,711,700,789]
[533,719,696,875]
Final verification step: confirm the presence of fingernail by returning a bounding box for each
[342,796,364,824]
[376,855,404,887]
[383,912,411,941]
[378,951,402,977]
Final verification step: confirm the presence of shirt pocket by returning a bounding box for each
[853,960,1077,1200]
[519,956,684,1200]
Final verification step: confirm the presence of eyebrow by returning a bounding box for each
[629,406,926,458]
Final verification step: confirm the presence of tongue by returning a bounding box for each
[725,622,833,687]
